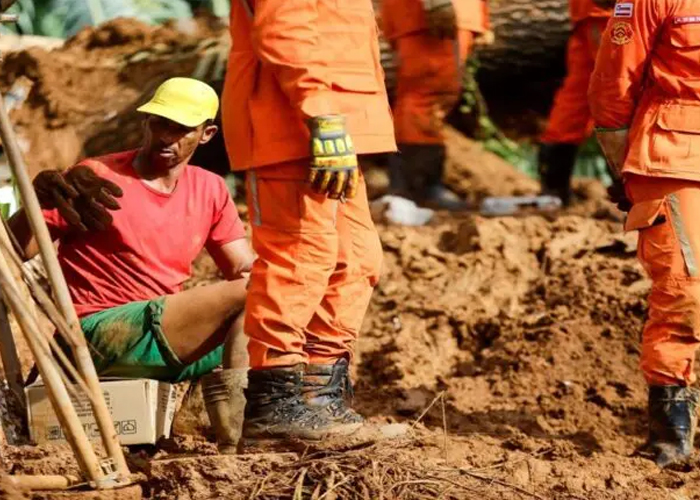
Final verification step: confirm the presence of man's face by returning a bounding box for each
[143,115,217,168]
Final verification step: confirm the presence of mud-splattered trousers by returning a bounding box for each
[244,163,383,368]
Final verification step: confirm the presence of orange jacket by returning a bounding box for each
[570,0,613,24]
[381,0,490,41]
[589,0,700,181]
[222,0,396,171]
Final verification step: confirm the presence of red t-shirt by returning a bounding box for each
[43,150,246,318]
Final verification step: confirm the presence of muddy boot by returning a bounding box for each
[302,358,364,424]
[538,142,578,206]
[302,359,409,448]
[388,152,411,198]
[243,365,363,443]
[420,144,468,211]
[201,368,248,455]
[398,143,468,211]
[646,386,699,468]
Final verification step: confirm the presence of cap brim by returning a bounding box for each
[137,102,206,128]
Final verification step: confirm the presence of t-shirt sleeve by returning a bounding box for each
[205,177,247,250]
[42,208,69,240]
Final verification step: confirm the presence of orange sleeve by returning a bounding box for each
[482,0,490,31]
[588,0,667,129]
[251,0,334,120]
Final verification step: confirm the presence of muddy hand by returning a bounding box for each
[422,0,457,39]
[33,169,83,229]
[64,165,123,231]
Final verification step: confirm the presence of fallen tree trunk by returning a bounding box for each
[478,0,570,81]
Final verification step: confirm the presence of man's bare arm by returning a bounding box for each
[7,209,41,261]
[208,238,256,281]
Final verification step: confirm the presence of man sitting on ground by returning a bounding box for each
[9,77,254,454]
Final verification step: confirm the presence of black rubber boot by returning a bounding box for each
[388,152,411,198]
[397,143,468,211]
[242,365,363,442]
[538,142,579,206]
[201,368,248,454]
[647,386,699,468]
[303,358,364,424]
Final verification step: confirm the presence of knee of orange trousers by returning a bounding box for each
[539,71,594,144]
[393,91,459,144]
[540,28,596,145]
[640,280,700,386]
[304,230,383,365]
[245,221,341,369]
[393,31,470,145]
[245,242,340,368]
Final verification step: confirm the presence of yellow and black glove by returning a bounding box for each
[308,115,359,200]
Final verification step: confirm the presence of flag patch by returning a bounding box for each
[673,16,700,25]
[614,2,633,18]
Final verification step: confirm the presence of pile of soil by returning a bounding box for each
[1,17,229,178]
[4,132,696,500]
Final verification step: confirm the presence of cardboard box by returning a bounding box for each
[26,378,177,446]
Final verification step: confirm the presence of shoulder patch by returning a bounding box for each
[610,22,634,45]
[614,2,633,18]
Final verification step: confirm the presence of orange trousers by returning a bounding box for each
[393,30,473,145]
[244,162,383,369]
[626,175,700,386]
[540,17,609,145]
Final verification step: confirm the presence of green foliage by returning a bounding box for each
[0,0,228,38]
[461,55,610,185]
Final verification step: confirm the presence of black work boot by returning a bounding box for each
[242,366,363,442]
[303,358,364,424]
[397,143,468,211]
[388,152,411,198]
[647,385,700,468]
[538,142,579,206]
[201,368,248,454]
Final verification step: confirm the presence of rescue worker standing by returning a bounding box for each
[222,0,399,442]
[381,0,492,211]
[539,0,614,204]
[590,0,700,468]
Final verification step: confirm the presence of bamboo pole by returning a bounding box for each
[0,299,24,407]
[9,474,82,491]
[0,251,103,483]
[0,226,103,406]
[0,91,129,478]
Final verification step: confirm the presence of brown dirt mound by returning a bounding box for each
[7,211,692,499]
[1,17,228,178]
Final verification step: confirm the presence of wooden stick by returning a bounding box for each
[0,91,129,478]
[0,298,24,408]
[0,222,97,404]
[0,252,103,483]
[9,474,83,490]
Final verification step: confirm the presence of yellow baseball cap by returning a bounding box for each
[137,77,219,127]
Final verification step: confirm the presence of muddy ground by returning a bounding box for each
[2,130,696,500]
[0,17,699,500]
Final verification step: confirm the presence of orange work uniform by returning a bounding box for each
[382,0,490,144]
[221,0,396,369]
[589,0,700,386]
[540,0,612,145]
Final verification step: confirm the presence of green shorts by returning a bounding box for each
[80,298,223,383]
